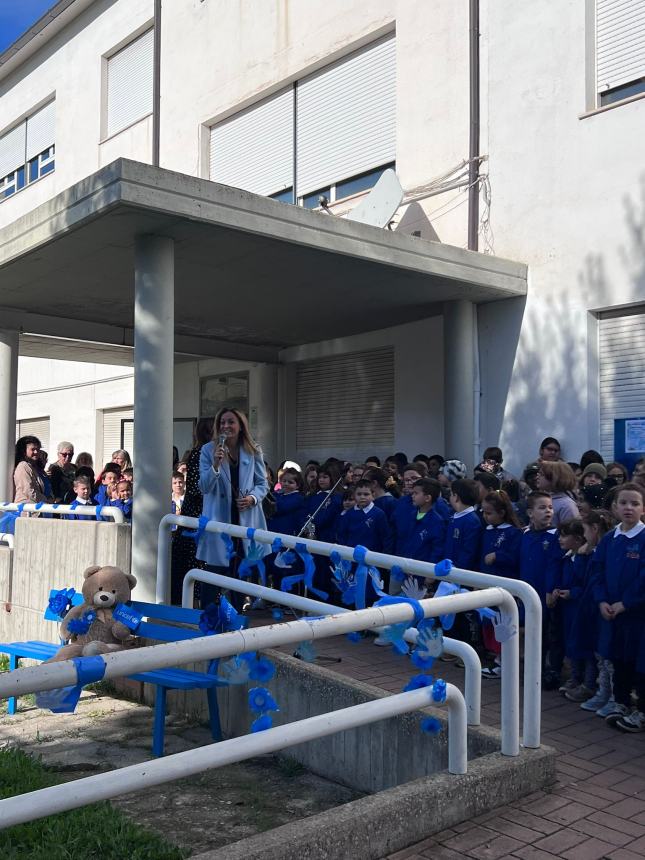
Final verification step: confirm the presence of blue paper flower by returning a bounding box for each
[251,713,273,733]
[404,674,434,692]
[199,603,220,634]
[48,588,76,619]
[420,716,442,735]
[248,687,279,714]
[66,610,95,636]
[435,559,453,577]
[411,651,435,670]
[249,656,276,682]
[432,679,447,703]
[219,655,252,685]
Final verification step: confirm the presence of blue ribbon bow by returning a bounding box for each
[181,514,211,545]
[237,528,266,586]
[281,542,328,600]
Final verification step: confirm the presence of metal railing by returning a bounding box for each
[0,680,466,828]
[0,502,125,524]
[158,514,541,747]
[0,590,514,828]
[182,568,481,726]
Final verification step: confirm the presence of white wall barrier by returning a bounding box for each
[0,502,125,523]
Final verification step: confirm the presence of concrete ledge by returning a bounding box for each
[193,746,556,860]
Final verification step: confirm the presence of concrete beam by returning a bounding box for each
[443,300,476,470]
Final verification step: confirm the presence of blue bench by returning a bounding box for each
[0,597,228,757]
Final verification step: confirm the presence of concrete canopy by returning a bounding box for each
[0,159,527,362]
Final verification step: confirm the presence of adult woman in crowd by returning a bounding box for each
[170,417,214,605]
[197,407,268,606]
[538,437,562,462]
[111,449,132,472]
[75,452,94,469]
[536,461,578,526]
[13,436,49,503]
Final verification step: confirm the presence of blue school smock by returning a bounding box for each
[567,548,602,661]
[519,528,562,607]
[305,491,342,542]
[268,491,306,537]
[374,493,397,522]
[479,523,522,578]
[553,551,590,659]
[64,500,94,521]
[94,484,110,506]
[336,503,391,553]
[434,496,452,522]
[392,495,415,554]
[443,508,482,571]
[593,524,645,664]
[106,498,132,521]
[397,508,447,565]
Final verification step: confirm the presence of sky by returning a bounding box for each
[0,0,58,54]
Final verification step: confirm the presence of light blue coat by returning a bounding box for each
[197,441,269,567]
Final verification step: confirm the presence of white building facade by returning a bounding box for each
[2,0,645,476]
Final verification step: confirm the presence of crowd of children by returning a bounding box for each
[243,443,645,736]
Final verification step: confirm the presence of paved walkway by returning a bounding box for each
[307,633,645,860]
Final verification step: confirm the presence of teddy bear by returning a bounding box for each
[49,564,138,662]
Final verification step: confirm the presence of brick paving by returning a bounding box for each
[293,632,645,860]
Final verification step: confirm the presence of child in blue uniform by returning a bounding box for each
[107,480,133,521]
[65,476,94,520]
[444,479,483,570]
[391,464,425,558]
[593,482,645,732]
[569,511,616,714]
[397,478,447,567]
[267,467,306,536]
[479,490,522,577]
[305,464,343,598]
[549,519,591,700]
[519,491,564,689]
[365,468,398,522]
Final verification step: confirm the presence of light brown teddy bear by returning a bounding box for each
[49,564,138,662]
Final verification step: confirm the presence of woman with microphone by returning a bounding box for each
[197,407,269,606]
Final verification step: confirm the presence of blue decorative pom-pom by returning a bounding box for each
[271,607,284,621]
[248,687,279,714]
[420,716,442,735]
[251,713,273,733]
[434,559,453,577]
[249,656,275,683]
[48,588,76,619]
[432,679,447,702]
[403,674,434,692]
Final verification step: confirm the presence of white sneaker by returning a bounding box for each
[615,710,645,733]
[605,703,630,725]
[373,635,389,646]
[580,690,610,711]
[596,697,620,718]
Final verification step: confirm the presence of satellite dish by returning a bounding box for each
[345,168,404,228]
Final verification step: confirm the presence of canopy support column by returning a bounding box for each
[443,300,477,471]
[132,235,174,600]
[0,329,19,502]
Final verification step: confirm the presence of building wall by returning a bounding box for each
[3,0,645,475]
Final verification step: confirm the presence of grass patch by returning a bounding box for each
[0,653,9,673]
[0,748,188,860]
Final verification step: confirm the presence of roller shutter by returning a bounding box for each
[106,28,154,137]
[26,100,55,161]
[16,417,50,452]
[296,34,396,196]
[295,347,394,460]
[102,407,134,467]
[209,87,294,196]
[0,122,26,180]
[598,311,645,460]
[596,0,645,92]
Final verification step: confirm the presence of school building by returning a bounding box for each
[1,0,644,592]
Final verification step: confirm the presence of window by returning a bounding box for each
[102,407,134,466]
[0,100,55,202]
[596,0,645,107]
[105,28,154,138]
[200,373,249,418]
[209,33,396,205]
[16,417,51,452]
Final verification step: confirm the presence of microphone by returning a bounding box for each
[217,433,226,449]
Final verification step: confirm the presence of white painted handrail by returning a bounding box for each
[0,532,13,548]
[0,681,466,829]
[0,502,125,524]
[182,568,481,726]
[0,588,518,756]
[158,514,540,747]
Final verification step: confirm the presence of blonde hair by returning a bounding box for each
[214,407,260,455]
[540,461,577,494]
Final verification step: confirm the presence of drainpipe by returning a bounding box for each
[467,0,480,251]
[152,0,161,166]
